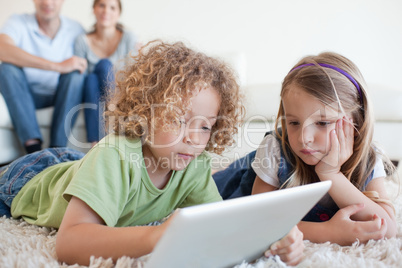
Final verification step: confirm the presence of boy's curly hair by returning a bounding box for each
[104,40,245,154]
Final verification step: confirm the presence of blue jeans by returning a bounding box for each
[0,63,85,148]
[83,59,114,142]
[0,148,85,217]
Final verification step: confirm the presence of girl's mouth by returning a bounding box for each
[300,149,318,155]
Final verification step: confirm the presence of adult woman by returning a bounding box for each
[74,0,138,146]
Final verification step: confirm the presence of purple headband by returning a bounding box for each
[290,63,364,107]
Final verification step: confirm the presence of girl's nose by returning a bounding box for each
[301,124,315,145]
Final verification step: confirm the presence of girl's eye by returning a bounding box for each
[288,121,299,126]
[316,121,331,127]
[201,126,211,132]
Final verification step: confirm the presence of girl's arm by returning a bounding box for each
[253,175,390,245]
[56,196,173,266]
[297,203,387,245]
[252,175,278,195]
[315,173,396,238]
[315,118,397,238]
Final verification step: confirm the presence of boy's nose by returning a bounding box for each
[183,128,200,145]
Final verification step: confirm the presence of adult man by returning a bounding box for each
[0,0,88,153]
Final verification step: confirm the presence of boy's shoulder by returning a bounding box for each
[95,134,143,154]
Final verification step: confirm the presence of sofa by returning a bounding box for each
[0,95,91,164]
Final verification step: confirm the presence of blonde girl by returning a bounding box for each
[214,52,397,245]
[0,41,304,266]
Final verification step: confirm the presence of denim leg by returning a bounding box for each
[96,59,114,141]
[95,59,114,93]
[0,63,42,145]
[0,200,11,217]
[84,59,113,142]
[83,73,101,142]
[0,148,85,217]
[50,71,85,147]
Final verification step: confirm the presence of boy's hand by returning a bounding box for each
[265,226,304,266]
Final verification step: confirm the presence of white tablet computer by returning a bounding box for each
[146,181,331,268]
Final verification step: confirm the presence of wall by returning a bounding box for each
[1,0,401,90]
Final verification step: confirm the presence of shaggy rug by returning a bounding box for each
[0,180,401,268]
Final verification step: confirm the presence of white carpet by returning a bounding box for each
[1,180,401,268]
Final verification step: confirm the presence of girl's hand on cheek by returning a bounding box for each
[315,117,354,178]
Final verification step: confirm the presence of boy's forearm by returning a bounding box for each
[56,223,165,266]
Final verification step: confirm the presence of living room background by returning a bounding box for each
[1,0,401,90]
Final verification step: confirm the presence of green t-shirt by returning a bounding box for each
[11,134,222,228]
